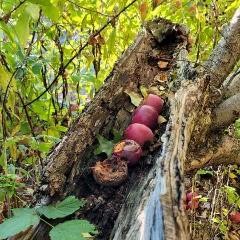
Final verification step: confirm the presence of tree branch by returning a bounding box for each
[186,136,240,172]
[67,0,110,17]
[206,8,240,88]
[224,69,240,97]
[24,0,138,107]
[0,0,27,23]
[213,93,240,128]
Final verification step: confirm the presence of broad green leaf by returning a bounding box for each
[112,129,122,143]
[0,22,14,42]
[235,118,240,128]
[32,62,42,75]
[140,86,148,97]
[0,208,40,239]
[49,220,98,240]
[42,4,60,22]
[235,119,240,138]
[26,3,40,20]
[94,135,114,157]
[0,65,12,91]
[37,196,85,219]
[37,142,53,153]
[27,0,51,6]
[196,169,213,176]
[15,10,30,47]
[108,28,116,52]
[55,125,68,132]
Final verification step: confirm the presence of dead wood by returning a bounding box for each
[213,93,240,128]
[12,8,240,240]
[186,135,240,172]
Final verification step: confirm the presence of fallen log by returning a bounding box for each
[13,8,240,240]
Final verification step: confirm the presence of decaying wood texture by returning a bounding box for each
[111,8,240,240]
[14,8,240,240]
[15,18,190,240]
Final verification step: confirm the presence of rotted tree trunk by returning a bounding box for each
[14,8,240,240]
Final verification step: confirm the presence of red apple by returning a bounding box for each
[113,140,142,166]
[186,199,199,210]
[124,123,154,146]
[229,211,240,223]
[143,94,164,113]
[186,192,198,202]
[132,105,158,129]
[185,191,199,210]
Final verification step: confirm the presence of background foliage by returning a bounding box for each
[0,0,239,229]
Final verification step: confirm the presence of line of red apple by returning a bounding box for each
[91,94,240,222]
[92,94,164,186]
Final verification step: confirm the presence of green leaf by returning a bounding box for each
[37,142,53,153]
[140,85,148,97]
[108,28,116,51]
[0,22,14,42]
[55,125,68,133]
[42,4,60,22]
[26,3,40,20]
[32,62,42,75]
[235,119,240,128]
[112,129,122,143]
[0,208,40,239]
[49,220,98,240]
[37,196,85,219]
[27,0,51,6]
[94,135,114,157]
[14,10,30,47]
[235,119,240,138]
[196,169,213,176]
[27,0,59,21]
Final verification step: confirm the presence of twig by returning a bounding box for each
[1,9,41,140]
[24,0,138,107]
[17,92,44,169]
[1,68,18,140]
[0,0,27,23]
[67,0,110,17]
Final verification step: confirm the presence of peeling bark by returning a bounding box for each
[111,8,240,240]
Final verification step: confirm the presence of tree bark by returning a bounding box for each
[13,8,240,240]
[111,8,240,240]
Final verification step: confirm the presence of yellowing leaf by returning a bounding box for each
[140,85,148,97]
[26,3,40,20]
[15,10,30,47]
[229,172,237,179]
[11,125,21,136]
[139,2,148,21]
[42,4,60,22]
[124,90,143,106]
[0,65,11,91]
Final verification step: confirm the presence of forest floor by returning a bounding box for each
[186,164,240,240]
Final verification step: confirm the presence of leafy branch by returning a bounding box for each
[0,0,27,23]
[24,0,138,107]
[67,0,111,17]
